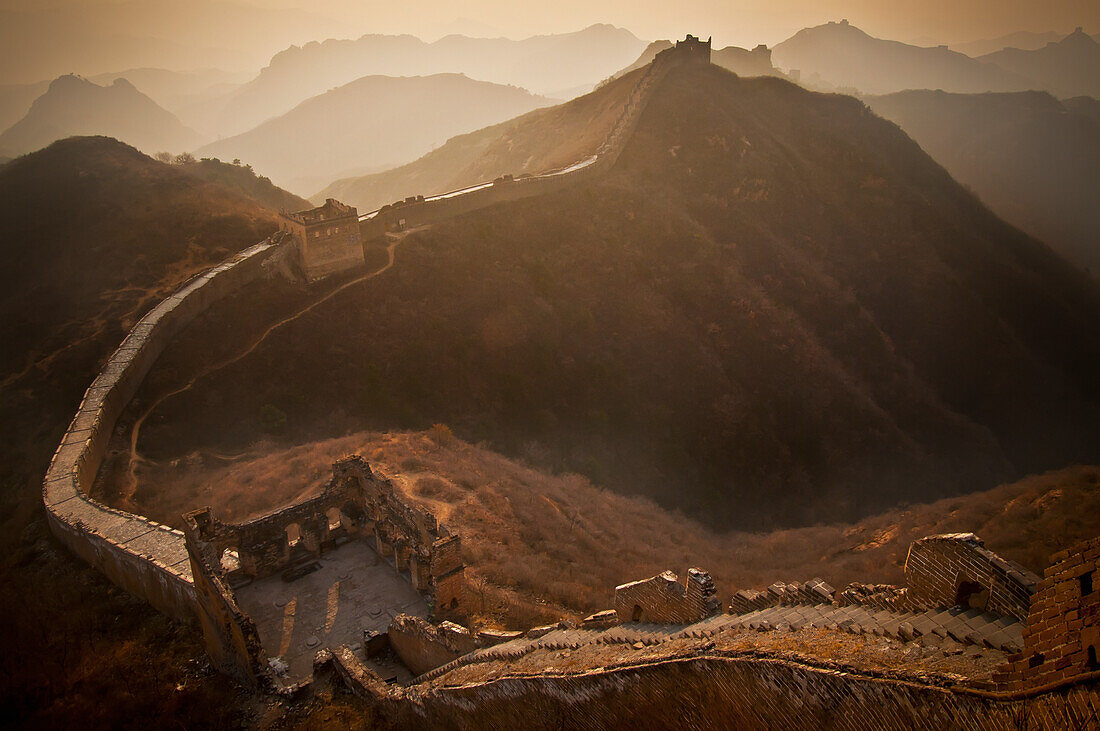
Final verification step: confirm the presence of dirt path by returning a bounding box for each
[123,232,414,500]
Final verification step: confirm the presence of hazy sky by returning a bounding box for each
[304,0,1099,47]
[8,0,1098,43]
[1,0,1096,83]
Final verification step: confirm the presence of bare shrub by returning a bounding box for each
[429,423,455,446]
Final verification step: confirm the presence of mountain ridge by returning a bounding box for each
[866,88,1100,271]
[198,72,553,196]
[0,74,204,157]
[202,24,647,138]
[131,62,1100,530]
[978,28,1100,98]
[773,20,1033,94]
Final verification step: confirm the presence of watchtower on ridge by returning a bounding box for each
[278,198,365,281]
[674,34,712,64]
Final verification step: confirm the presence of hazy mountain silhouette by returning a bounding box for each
[148,62,1100,530]
[867,90,1100,271]
[950,30,1067,58]
[202,25,646,137]
[0,80,49,134]
[198,73,553,195]
[315,69,642,209]
[86,68,248,117]
[773,20,1031,94]
[0,68,245,141]
[978,28,1100,98]
[0,75,204,157]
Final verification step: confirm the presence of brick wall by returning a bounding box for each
[995,536,1100,691]
[387,614,467,676]
[904,533,1038,620]
[614,568,719,624]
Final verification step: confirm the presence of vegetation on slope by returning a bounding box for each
[132,64,1100,532]
[0,135,282,725]
[119,427,1100,628]
[172,155,311,212]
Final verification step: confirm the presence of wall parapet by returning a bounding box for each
[42,233,287,621]
[614,568,720,624]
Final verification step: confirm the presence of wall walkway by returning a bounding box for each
[42,235,285,620]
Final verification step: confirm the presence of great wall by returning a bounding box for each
[39,36,1100,726]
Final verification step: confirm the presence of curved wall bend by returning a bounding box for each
[42,236,284,620]
[39,46,703,623]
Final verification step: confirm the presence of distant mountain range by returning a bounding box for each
[773,20,1031,95]
[950,30,1068,58]
[978,28,1100,98]
[198,73,553,196]
[0,75,203,157]
[868,89,1100,272]
[0,0,346,84]
[0,68,246,139]
[315,69,643,210]
[196,24,647,138]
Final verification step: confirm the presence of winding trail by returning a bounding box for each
[123,232,413,499]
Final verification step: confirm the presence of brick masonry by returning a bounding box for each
[905,533,1039,620]
[614,568,720,624]
[994,536,1100,691]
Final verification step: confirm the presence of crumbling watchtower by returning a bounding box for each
[279,198,365,281]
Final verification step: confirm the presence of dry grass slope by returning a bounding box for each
[124,428,1100,629]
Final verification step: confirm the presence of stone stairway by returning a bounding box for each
[410,603,1023,685]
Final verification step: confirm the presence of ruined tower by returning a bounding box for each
[279,198,365,280]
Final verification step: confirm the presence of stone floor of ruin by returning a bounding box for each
[234,540,429,684]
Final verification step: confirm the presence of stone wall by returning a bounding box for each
[614,568,719,624]
[42,235,286,622]
[182,456,466,683]
[321,647,1100,729]
[184,521,267,685]
[995,536,1100,691]
[904,533,1039,620]
[387,615,468,676]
